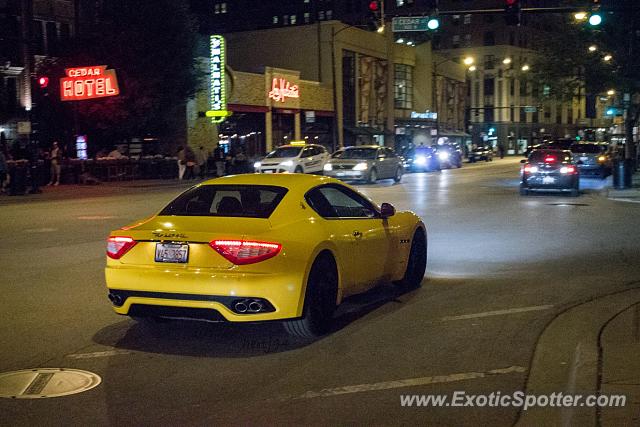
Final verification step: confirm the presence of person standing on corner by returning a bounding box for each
[48,141,62,186]
[213,143,226,177]
[176,146,186,180]
[195,146,208,179]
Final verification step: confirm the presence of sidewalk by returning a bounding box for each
[599,303,640,425]
[607,172,640,203]
[0,178,202,205]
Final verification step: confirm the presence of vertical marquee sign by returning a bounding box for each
[60,65,120,101]
[206,35,231,123]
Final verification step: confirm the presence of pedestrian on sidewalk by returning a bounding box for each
[183,147,197,180]
[195,146,208,178]
[176,146,186,180]
[48,141,62,186]
[213,143,226,177]
[498,144,505,159]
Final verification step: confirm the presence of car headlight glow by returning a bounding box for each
[353,162,368,171]
[598,155,606,162]
[415,155,427,165]
[253,161,261,168]
[438,151,450,161]
[280,160,294,167]
[323,163,333,171]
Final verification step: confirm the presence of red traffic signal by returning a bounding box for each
[505,0,518,5]
[368,1,379,12]
[38,76,49,88]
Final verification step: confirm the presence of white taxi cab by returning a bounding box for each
[254,144,329,174]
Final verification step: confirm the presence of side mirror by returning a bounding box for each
[380,202,396,218]
[520,159,526,164]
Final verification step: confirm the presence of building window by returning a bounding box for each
[318,11,325,20]
[304,0,310,3]
[290,14,297,25]
[464,34,471,47]
[283,15,289,25]
[304,12,310,23]
[394,64,414,110]
[452,35,460,48]
[484,78,495,97]
[520,82,527,97]
[220,2,226,13]
[463,14,471,24]
[214,3,220,14]
[452,15,460,26]
[483,14,495,23]
[396,0,405,6]
[484,55,495,69]
[273,15,279,24]
[483,31,495,46]
[327,10,333,19]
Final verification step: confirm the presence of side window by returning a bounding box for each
[306,185,377,218]
[302,147,313,157]
[385,148,397,157]
[377,148,386,159]
[311,146,322,156]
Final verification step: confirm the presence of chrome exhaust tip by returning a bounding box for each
[108,293,123,306]
[234,301,248,313]
[248,301,263,313]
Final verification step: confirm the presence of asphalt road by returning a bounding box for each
[1,158,639,426]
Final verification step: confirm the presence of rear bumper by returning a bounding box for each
[523,174,578,190]
[105,265,305,322]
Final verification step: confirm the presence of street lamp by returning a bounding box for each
[603,54,612,62]
[607,89,615,96]
[588,45,597,52]
[463,56,474,66]
[468,65,477,72]
[503,57,512,65]
[521,64,530,71]
[574,12,587,21]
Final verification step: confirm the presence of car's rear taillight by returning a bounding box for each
[560,165,577,174]
[107,236,137,259]
[524,164,538,173]
[209,240,282,265]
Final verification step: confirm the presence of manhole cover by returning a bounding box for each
[546,203,590,207]
[0,369,101,399]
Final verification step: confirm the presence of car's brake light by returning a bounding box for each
[209,240,282,265]
[524,164,538,173]
[544,156,557,163]
[107,236,136,259]
[560,165,577,174]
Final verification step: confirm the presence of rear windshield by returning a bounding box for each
[332,148,377,159]
[570,144,605,153]
[265,147,302,159]
[159,185,288,218]
[529,150,572,163]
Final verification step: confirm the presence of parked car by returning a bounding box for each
[520,149,579,196]
[434,143,463,168]
[324,146,403,183]
[254,144,329,174]
[570,142,612,179]
[468,144,493,162]
[402,145,441,172]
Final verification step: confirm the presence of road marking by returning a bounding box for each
[441,305,554,321]
[24,228,58,233]
[66,350,131,359]
[291,366,526,400]
[77,215,118,220]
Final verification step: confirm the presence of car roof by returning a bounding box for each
[200,173,339,189]
[275,144,321,149]
[344,145,380,149]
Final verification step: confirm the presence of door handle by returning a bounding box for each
[353,230,362,238]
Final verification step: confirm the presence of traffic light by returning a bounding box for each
[589,0,602,25]
[504,0,521,26]
[367,1,381,31]
[38,76,49,89]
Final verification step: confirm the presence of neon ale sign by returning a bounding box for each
[268,78,300,103]
[60,66,120,101]
[207,35,230,123]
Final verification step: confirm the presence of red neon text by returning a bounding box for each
[60,66,120,101]
[268,78,299,103]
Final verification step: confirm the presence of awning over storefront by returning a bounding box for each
[438,131,471,137]
[228,104,269,113]
[344,126,384,136]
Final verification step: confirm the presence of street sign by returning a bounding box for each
[392,17,431,32]
[17,121,31,134]
[524,106,537,113]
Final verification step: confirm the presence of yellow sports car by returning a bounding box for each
[105,174,427,337]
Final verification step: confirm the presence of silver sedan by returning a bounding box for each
[323,145,404,183]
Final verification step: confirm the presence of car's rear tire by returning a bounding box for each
[368,168,378,183]
[394,229,427,290]
[283,253,338,338]
[393,167,402,183]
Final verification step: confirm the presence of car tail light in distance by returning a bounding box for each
[598,155,606,162]
[107,236,136,259]
[524,164,538,173]
[544,156,557,163]
[210,240,282,265]
[560,165,577,174]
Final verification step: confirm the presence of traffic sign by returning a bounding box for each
[524,106,537,113]
[392,17,431,32]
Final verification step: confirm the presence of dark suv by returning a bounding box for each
[520,149,580,196]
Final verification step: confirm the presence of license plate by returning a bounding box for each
[542,176,556,184]
[263,170,274,174]
[155,243,189,263]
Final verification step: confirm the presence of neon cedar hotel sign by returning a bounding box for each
[60,66,119,101]
[268,78,300,103]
